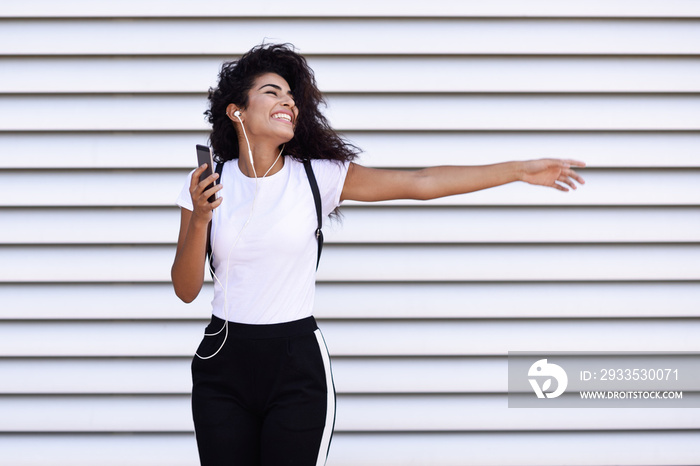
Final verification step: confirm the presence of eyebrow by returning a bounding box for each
[258,83,293,96]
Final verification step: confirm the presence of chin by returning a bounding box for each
[280,132,294,144]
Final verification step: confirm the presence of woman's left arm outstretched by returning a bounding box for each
[341,159,585,202]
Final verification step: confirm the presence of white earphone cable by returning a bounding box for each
[195,111,283,360]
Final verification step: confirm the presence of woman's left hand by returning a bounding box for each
[520,159,586,191]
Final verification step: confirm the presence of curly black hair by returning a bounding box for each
[205,43,359,164]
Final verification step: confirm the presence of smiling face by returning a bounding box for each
[234,73,298,146]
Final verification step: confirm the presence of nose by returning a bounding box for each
[281,93,295,109]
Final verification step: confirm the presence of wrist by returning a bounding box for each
[189,212,211,230]
[511,161,525,182]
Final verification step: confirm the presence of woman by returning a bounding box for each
[171,43,584,466]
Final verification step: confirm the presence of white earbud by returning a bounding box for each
[233,110,241,117]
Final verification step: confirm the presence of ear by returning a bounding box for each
[226,103,242,121]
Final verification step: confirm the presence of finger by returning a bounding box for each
[564,159,586,168]
[560,176,577,190]
[562,167,584,184]
[190,164,210,191]
[552,181,569,192]
[197,172,220,190]
[193,175,219,200]
[202,183,223,200]
[210,196,223,209]
[193,163,209,179]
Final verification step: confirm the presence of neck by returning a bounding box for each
[237,142,285,178]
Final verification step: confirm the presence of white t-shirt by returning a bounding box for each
[176,157,349,324]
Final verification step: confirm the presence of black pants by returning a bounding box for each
[191,315,336,466]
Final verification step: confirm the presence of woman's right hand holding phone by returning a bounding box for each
[172,164,222,303]
[189,163,223,226]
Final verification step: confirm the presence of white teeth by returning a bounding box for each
[272,113,292,122]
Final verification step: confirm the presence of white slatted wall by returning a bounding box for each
[1,1,699,465]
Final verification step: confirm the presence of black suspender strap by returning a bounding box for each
[303,159,324,271]
[207,159,324,276]
[214,160,225,178]
[206,161,224,278]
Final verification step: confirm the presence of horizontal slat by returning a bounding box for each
[318,282,700,318]
[0,320,697,357]
[2,244,700,283]
[0,357,505,394]
[1,19,700,55]
[4,95,700,131]
[1,170,698,207]
[1,282,699,320]
[0,358,191,395]
[0,95,206,131]
[338,395,700,431]
[349,131,700,168]
[5,206,699,244]
[3,0,700,18]
[329,432,700,466]
[328,94,700,131]
[5,355,698,397]
[0,283,211,319]
[1,432,698,466]
[321,244,700,281]
[330,207,700,243]
[2,394,698,432]
[2,131,699,169]
[0,208,178,244]
[1,395,193,432]
[4,57,700,93]
[317,56,700,93]
[0,434,199,466]
[0,132,208,169]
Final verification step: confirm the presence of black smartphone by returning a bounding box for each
[195,144,216,203]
